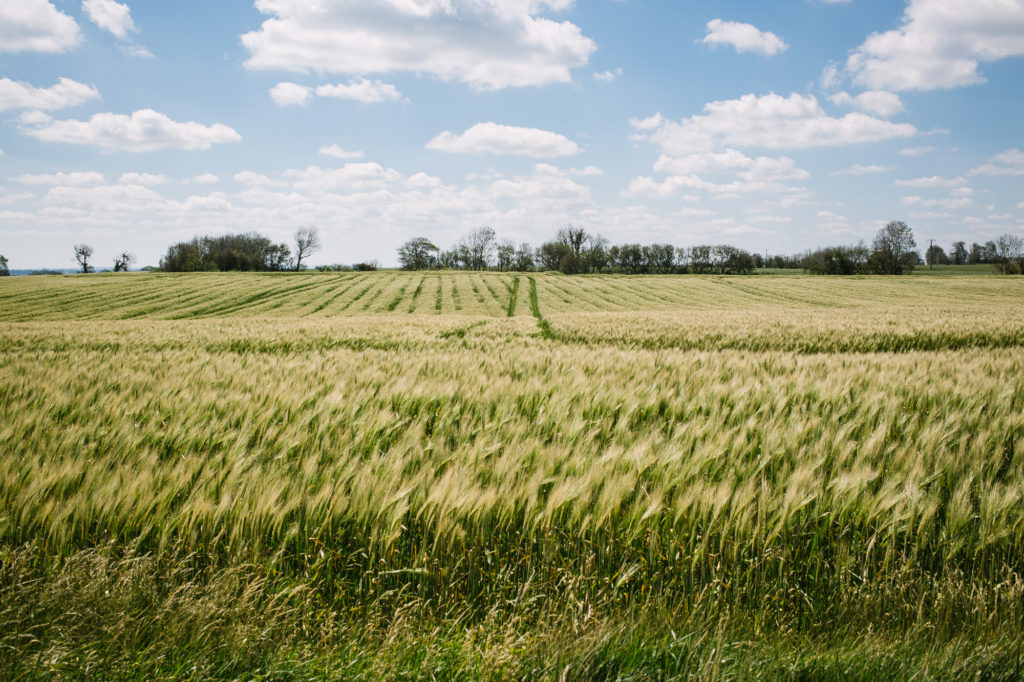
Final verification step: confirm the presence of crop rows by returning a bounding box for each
[1,272,1023,677]
[4,271,1023,323]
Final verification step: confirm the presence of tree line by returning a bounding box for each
[800,226,1024,275]
[398,220,1017,276]
[398,226,760,274]
[2,221,1021,277]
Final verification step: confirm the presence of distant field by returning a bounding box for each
[1,272,1023,679]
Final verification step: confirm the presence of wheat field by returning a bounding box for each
[1,271,1023,679]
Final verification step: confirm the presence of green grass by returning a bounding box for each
[1,272,1023,679]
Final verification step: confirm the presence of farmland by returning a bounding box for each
[1,272,1023,679]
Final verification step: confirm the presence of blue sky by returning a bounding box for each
[1,0,1023,268]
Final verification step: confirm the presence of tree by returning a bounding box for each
[555,225,588,260]
[513,242,534,271]
[458,226,496,270]
[644,244,676,273]
[869,220,917,274]
[536,241,573,271]
[950,241,968,265]
[113,252,135,272]
[397,237,439,270]
[159,232,292,272]
[0,254,9,276]
[583,234,610,273]
[925,244,949,266]
[994,233,1024,274]
[495,239,516,271]
[73,244,94,273]
[801,244,869,275]
[293,226,321,271]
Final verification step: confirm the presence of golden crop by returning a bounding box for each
[1,271,1022,678]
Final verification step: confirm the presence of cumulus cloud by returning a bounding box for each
[240,0,596,90]
[0,0,80,53]
[426,122,581,157]
[848,0,1024,91]
[631,93,916,153]
[20,109,242,152]
[82,0,136,38]
[0,77,100,111]
[316,79,404,103]
[16,171,105,185]
[829,90,905,118]
[234,171,285,187]
[652,149,808,183]
[118,172,168,185]
[82,0,151,57]
[901,194,973,210]
[970,149,1024,176]
[701,19,788,56]
[594,68,622,82]
[894,175,966,187]
[190,173,220,184]
[269,82,312,106]
[318,145,365,160]
[829,164,890,176]
[900,146,935,157]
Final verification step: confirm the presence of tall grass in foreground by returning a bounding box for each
[1,315,1023,678]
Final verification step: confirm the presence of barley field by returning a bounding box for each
[1,272,1023,679]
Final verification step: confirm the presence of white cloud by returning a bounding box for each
[901,193,973,210]
[829,90,905,118]
[0,77,100,112]
[624,173,808,199]
[816,210,851,233]
[830,164,890,176]
[594,68,622,82]
[970,149,1024,176]
[652,149,809,183]
[190,173,220,184]
[533,163,604,178]
[900,146,935,157]
[82,0,136,38]
[121,43,153,58]
[16,171,105,186]
[269,82,311,106]
[701,19,788,56]
[316,79,404,103]
[20,109,242,152]
[283,163,405,192]
[233,171,285,187]
[894,175,966,187]
[820,61,842,90]
[632,92,916,153]
[118,172,169,185]
[0,0,80,53]
[848,0,1024,91]
[241,0,596,91]
[426,122,581,157]
[318,144,365,160]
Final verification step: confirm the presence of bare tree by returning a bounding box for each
[73,244,94,273]
[556,224,588,260]
[293,226,321,271]
[458,226,496,270]
[994,233,1024,274]
[113,252,135,272]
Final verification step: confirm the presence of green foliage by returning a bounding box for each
[160,232,292,272]
[870,220,917,275]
